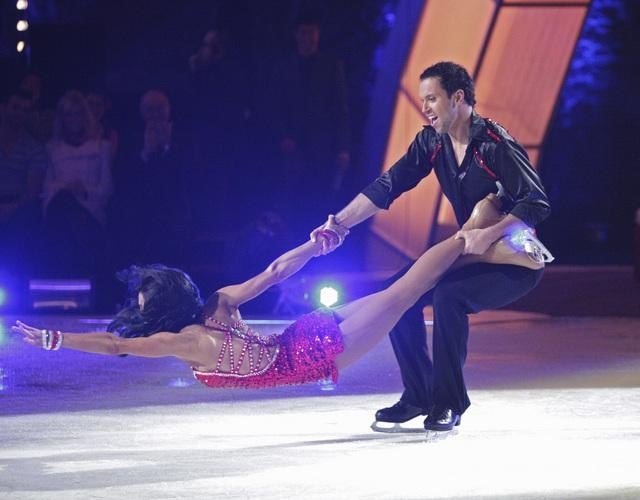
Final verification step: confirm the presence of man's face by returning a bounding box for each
[295,24,320,57]
[419,77,461,134]
[4,95,32,128]
[200,30,224,64]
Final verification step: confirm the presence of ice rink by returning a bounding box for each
[1,310,639,499]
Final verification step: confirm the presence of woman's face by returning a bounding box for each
[61,102,87,138]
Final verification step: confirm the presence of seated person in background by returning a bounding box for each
[42,90,112,276]
[0,89,46,277]
[109,90,190,270]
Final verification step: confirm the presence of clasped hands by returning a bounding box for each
[310,215,350,256]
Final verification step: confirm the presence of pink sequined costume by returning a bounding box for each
[192,308,344,389]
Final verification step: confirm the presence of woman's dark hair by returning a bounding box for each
[420,61,476,106]
[107,265,203,338]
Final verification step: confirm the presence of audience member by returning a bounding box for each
[19,72,55,144]
[187,27,252,232]
[86,91,119,159]
[0,90,46,278]
[109,90,191,270]
[42,90,112,277]
[271,14,351,236]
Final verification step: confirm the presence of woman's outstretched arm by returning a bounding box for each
[12,320,202,360]
[217,236,327,307]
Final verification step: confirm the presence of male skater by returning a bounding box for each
[312,61,550,431]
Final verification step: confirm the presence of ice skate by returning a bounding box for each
[370,401,428,433]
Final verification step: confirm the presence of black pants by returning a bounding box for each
[388,262,544,414]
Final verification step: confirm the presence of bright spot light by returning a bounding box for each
[16,0,28,10]
[0,288,7,307]
[16,41,25,52]
[16,20,29,32]
[319,286,339,307]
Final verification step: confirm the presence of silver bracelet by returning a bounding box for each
[41,329,63,351]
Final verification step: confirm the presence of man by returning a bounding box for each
[110,90,190,270]
[272,14,351,236]
[313,61,550,431]
[188,27,252,231]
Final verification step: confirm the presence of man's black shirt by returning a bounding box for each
[361,113,550,228]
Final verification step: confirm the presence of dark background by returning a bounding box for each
[1,0,638,312]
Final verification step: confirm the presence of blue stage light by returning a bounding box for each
[0,288,7,307]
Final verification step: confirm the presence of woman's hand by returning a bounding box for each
[310,215,350,255]
[12,320,44,347]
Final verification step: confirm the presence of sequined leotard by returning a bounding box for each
[192,308,344,389]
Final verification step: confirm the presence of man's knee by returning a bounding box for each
[433,282,469,313]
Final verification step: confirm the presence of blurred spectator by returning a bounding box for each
[86,91,119,159]
[188,27,252,232]
[19,72,55,143]
[0,89,46,278]
[271,14,351,235]
[109,90,191,270]
[42,90,112,277]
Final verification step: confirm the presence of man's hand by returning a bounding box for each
[454,228,496,255]
[310,214,350,255]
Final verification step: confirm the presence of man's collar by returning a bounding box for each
[469,111,487,140]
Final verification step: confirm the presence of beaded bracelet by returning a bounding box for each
[41,329,63,351]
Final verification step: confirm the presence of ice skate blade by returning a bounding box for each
[425,429,459,441]
[370,421,425,433]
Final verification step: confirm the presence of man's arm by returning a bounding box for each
[312,129,436,253]
[492,140,551,228]
[455,213,528,255]
[310,194,378,254]
[334,193,380,228]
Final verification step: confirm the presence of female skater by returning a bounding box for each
[13,195,549,389]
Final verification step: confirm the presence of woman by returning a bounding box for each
[14,195,550,389]
[43,90,112,226]
[41,90,112,276]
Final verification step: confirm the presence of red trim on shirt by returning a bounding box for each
[473,148,498,179]
[430,142,442,164]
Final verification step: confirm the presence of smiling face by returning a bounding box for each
[419,76,464,134]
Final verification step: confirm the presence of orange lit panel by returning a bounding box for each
[474,6,588,146]
[504,0,588,4]
[436,197,457,226]
[401,0,496,98]
[370,92,441,259]
[526,147,540,168]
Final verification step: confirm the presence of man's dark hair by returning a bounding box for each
[420,62,476,106]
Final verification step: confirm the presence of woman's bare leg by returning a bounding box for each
[334,235,465,369]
